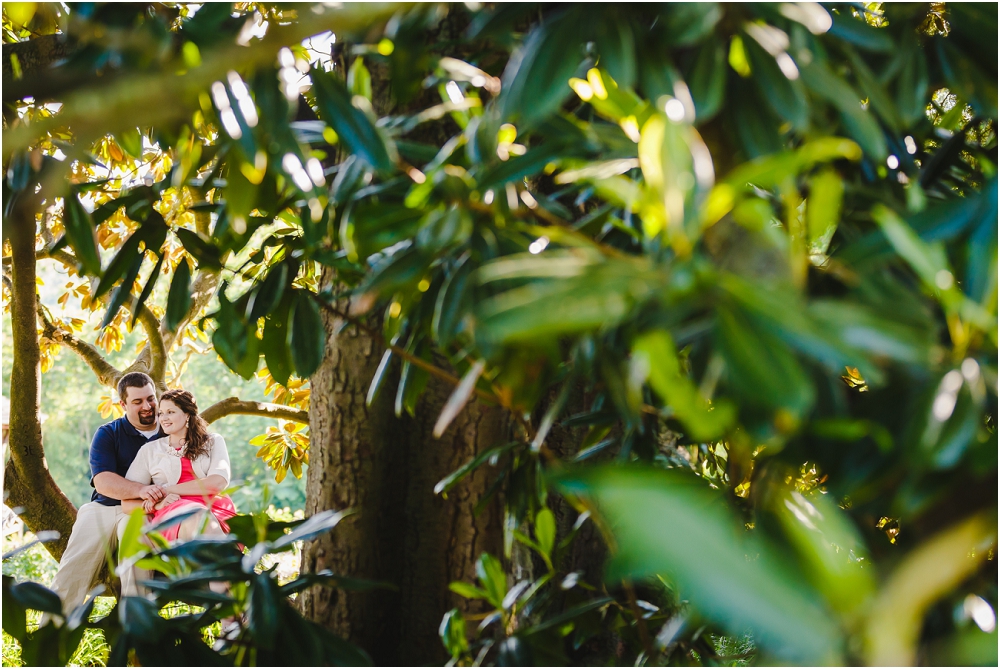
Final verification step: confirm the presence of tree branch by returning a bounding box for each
[5,183,78,560]
[201,397,309,425]
[37,305,123,388]
[126,301,167,385]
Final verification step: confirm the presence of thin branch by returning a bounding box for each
[201,397,309,425]
[36,305,123,387]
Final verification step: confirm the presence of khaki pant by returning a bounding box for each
[48,502,151,614]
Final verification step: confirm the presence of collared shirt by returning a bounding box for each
[89,416,164,506]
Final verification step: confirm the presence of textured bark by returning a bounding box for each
[298,269,508,665]
[4,188,78,560]
[201,397,309,425]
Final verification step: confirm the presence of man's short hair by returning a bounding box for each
[117,372,155,402]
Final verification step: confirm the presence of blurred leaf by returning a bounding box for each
[743,35,808,130]
[435,441,517,495]
[497,9,585,129]
[865,513,997,665]
[827,13,894,52]
[439,609,468,659]
[433,360,485,438]
[475,553,507,609]
[771,488,875,615]
[633,330,735,441]
[687,40,726,122]
[534,508,556,559]
[806,168,843,255]
[311,67,394,173]
[558,467,841,663]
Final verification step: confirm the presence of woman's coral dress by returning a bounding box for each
[148,456,236,542]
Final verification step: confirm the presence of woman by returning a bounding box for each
[123,389,236,543]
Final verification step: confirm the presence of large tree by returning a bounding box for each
[3,2,997,667]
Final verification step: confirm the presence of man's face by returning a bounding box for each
[120,384,157,429]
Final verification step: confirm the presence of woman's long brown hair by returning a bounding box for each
[159,389,213,460]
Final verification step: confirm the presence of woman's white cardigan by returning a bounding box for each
[126,434,231,488]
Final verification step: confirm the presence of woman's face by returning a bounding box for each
[157,399,187,436]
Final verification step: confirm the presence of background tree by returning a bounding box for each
[3,2,997,667]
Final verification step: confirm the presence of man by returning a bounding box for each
[48,372,167,614]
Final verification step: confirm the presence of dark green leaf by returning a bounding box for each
[165,258,192,332]
[497,10,585,129]
[311,67,394,173]
[289,292,325,378]
[174,228,222,269]
[64,195,102,276]
[130,252,164,328]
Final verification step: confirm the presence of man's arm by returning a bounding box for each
[93,471,165,502]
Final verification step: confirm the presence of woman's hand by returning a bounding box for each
[153,493,180,511]
[142,498,155,513]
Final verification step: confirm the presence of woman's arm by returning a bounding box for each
[121,498,145,514]
[163,475,227,497]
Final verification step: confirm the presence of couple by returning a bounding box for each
[50,372,236,612]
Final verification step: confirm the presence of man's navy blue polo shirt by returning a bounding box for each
[89,416,164,506]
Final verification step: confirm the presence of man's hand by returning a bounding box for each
[154,493,180,511]
[139,484,166,502]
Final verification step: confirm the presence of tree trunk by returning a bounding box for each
[298,268,509,665]
[4,187,78,560]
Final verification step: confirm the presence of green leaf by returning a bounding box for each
[771,488,875,615]
[174,227,222,269]
[475,553,507,609]
[366,349,394,408]
[2,577,28,642]
[165,258,192,332]
[534,508,556,559]
[432,254,472,346]
[715,304,815,416]
[8,581,63,615]
[64,194,102,276]
[118,128,144,159]
[439,608,468,659]
[688,41,726,122]
[248,573,280,650]
[557,467,841,663]
[633,329,735,441]
[800,60,887,159]
[248,263,288,322]
[806,168,844,256]
[827,12,894,52]
[289,292,325,378]
[101,249,145,328]
[311,67,394,173]
[743,36,808,131]
[212,291,248,373]
[843,45,902,132]
[448,582,490,600]
[895,35,929,126]
[347,57,372,101]
[130,252,164,328]
[478,142,567,190]
[94,234,141,299]
[496,10,585,129]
